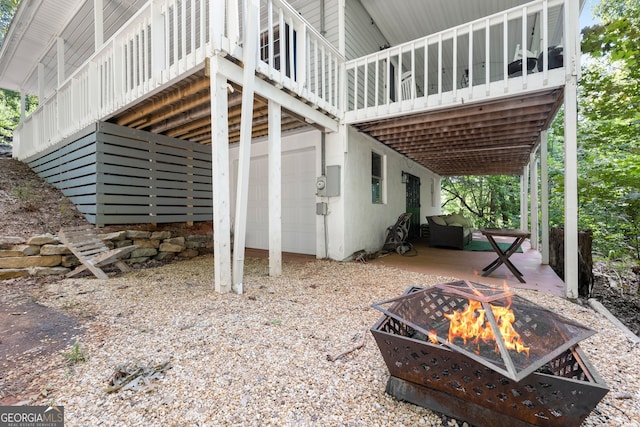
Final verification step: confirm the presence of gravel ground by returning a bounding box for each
[18,255,640,426]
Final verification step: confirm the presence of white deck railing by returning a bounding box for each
[14,0,343,160]
[344,0,566,123]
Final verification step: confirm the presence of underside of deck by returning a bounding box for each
[351,88,564,176]
[107,69,317,145]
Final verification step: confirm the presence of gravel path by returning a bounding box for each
[25,255,640,426]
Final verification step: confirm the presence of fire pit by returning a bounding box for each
[371,281,608,427]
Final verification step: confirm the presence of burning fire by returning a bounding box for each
[443,298,530,357]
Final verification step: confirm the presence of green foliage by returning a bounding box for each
[0,2,38,144]
[63,342,88,365]
[0,0,19,46]
[0,89,38,144]
[444,0,640,261]
[441,175,521,229]
[544,0,640,260]
[11,179,43,211]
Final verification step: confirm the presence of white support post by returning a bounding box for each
[57,37,65,88]
[20,93,26,121]
[540,130,550,264]
[520,166,529,231]
[38,63,45,100]
[227,0,240,46]
[232,0,260,294]
[530,151,539,250]
[211,0,225,52]
[268,100,282,277]
[564,0,581,299]
[209,57,232,293]
[94,0,104,50]
[151,0,165,84]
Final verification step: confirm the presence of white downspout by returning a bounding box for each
[530,150,539,250]
[520,166,529,231]
[564,0,581,299]
[540,130,550,264]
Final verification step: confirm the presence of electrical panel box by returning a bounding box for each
[316,165,341,197]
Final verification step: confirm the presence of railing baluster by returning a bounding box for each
[542,0,548,82]
[468,23,473,94]
[437,33,442,102]
[453,28,457,99]
[385,49,390,105]
[503,12,508,91]
[410,42,415,100]
[423,37,428,103]
[364,60,368,108]
[485,17,490,95]
[181,0,187,70]
[374,53,379,107]
[522,6,528,88]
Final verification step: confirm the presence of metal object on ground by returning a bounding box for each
[371,282,609,427]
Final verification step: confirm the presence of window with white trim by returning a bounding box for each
[371,151,385,204]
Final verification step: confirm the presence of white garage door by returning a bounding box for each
[245,147,316,255]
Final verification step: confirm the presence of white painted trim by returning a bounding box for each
[268,100,283,277]
[530,150,539,250]
[210,57,232,293]
[216,58,339,133]
[520,166,529,231]
[94,0,104,49]
[57,37,65,88]
[232,0,260,294]
[564,0,580,299]
[540,130,550,264]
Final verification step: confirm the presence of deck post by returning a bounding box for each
[564,0,581,299]
[94,0,104,49]
[209,57,232,293]
[540,131,550,264]
[268,100,282,277]
[232,0,260,294]
[530,150,539,250]
[520,166,529,231]
[57,37,65,88]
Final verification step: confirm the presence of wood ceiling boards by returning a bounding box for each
[112,71,563,177]
[110,72,308,146]
[353,88,564,176]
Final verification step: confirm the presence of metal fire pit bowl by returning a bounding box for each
[371,283,609,427]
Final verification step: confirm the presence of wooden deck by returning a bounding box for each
[371,233,565,296]
[245,232,566,297]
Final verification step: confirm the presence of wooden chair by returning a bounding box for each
[58,225,138,279]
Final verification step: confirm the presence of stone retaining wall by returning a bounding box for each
[0,230,213,280]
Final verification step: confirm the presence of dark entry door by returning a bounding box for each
[405,173,420,240]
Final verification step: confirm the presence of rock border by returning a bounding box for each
[0,230,212,280]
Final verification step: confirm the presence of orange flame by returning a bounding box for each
[443,298,530,357]
[428,330,439,344]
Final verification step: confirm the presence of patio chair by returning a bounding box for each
[382,212,413,255]
[400,71,414,101]
[58,225,138,279]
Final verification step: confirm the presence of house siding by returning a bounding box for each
[229,128,321,255]
[344,0,388,60]
[322,126,440,260]
[291,0,340,50]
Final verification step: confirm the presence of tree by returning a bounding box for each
[441,175,521,229]
[0,89,37,144]
[546,0,640,260]
[0,0,19,46]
